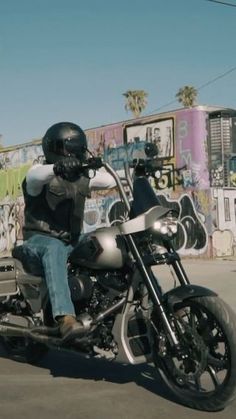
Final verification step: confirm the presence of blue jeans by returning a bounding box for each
[21,234,75,319]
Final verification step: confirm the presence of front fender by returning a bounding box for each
[163,284,217,310]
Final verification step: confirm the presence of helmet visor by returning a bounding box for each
[64,137,87,160]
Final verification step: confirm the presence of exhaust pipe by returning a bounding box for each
[0,323,62,345]
[0,297,126,345]
[0,323,29,337]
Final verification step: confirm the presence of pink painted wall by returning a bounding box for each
[176,109,210,189]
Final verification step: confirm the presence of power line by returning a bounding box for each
[204,0,236,7]
[148,65,236,114]
[197,66,236,90]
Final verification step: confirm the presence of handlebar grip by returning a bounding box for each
[82,157,103,170]
[130,158,163,173]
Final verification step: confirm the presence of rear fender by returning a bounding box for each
[163,284,217,311]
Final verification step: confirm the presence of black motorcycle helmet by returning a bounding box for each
[42,122,88,164]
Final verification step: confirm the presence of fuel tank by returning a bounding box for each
[69,226,128,269]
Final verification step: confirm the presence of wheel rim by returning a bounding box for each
[155,301,231,395]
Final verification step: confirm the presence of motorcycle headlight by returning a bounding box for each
[153,216,178,237]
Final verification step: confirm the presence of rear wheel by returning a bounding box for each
[152,296,236,411]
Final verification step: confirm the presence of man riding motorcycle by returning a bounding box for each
[2,122,236,412]
[20,122,116,342]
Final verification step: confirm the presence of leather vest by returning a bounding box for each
[22,175,90,244]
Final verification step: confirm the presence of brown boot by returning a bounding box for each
[58,315,85,342]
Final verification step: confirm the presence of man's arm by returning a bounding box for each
[89,168,116,190]
[89,167,128,190]
[26,163,127,194]
[26,164,55,196]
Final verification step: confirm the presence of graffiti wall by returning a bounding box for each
[0,142,43,255]
[175,109,210,189]
[86,122,124,156]
[1,106,236,258]
[125,117,174,158]
[83,109,212,257]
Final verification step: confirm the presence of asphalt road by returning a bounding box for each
[0,259,236,419]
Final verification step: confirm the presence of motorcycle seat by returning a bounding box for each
[12,245,43,285]
[15,259,43,285]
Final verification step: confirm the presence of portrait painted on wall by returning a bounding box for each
[125,118,174,159]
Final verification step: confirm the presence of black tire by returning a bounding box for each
[152,296,236,411]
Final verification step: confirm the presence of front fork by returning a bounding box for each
[126,234,189,348]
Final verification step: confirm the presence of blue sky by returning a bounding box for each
[0,0,236,146]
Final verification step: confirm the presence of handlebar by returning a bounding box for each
[130,158,163,176]
[81,157,104,170]
[79,156,185,214]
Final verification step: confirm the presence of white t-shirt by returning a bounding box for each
[26,164,117,197]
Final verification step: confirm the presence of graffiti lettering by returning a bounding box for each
[177,119,192,167]
[177,120,188,139]
[88,190,208,256]
[0,165,30,199]
[0,198,24,254]
[104,142,147,170]
[156,193,208,255]
[104,144,184,190]
[155,165,185,190]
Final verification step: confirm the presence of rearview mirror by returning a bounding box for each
[144,142,158,158]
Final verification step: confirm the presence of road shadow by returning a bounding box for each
[36,349,181,406]
[0,343,180,407]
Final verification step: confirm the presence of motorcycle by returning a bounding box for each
[0,144,236,412]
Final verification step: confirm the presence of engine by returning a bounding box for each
[69,268,129,314]
[68,268,129,356]
[68,271,94,304]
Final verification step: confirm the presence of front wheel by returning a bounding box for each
[152,296,236,411]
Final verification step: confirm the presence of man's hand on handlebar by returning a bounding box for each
[53,157,83,181]
[86,157,103,170]
[131,158,163,177]
[53,156,103,181]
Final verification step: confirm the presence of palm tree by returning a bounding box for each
[176,85,198,108]
[123,90,148,118]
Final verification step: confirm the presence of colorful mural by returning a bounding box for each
[1,106,236,258]
[86,123,124,156]
[0,143,42,255]
[125,117,174,159]
[0,197,24,254]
